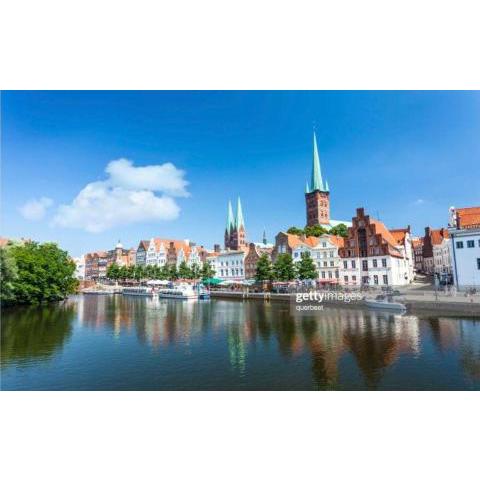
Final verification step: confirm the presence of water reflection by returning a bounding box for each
[1,302,76,367]
[2,295,479,390]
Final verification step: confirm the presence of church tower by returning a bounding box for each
[305,131,330,226]
[224,197,247,250]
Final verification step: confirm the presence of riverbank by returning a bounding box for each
[210,291,480,317]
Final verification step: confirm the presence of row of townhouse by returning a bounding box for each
[136,237,209,269]
[421,227,451,276]
[448,206,480,289]
[83,241,136,280]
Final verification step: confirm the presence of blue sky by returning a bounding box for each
[2,91,479,257]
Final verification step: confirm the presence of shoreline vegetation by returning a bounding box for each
[0,241,78,307]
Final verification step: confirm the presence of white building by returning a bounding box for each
[390,228,415,282]
[145,237,169,267]
[292,234,344,283]
[448,206,480,289]
[73,256,85,280]
[215,250,246,281]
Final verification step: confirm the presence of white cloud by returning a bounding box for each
[19,197,53,221]
[52,158,188,233]
[412,198,425,205]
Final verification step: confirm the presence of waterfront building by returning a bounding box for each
[292,234,345,284]
[448,206,480,289]
[215,250,246,281]
[106,240,134,267]
[304,131,351,229]
[224,197,247,250]
[84,251,108,280]
[244,242,274,279]
[422,227,451,276]
[390,227,415,282]
[144,237,191,267]
[412,237,424,272]
[73,256,85,280]
[135,240,150,266]
[338,208,410,286]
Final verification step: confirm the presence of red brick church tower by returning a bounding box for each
[305,131,330,226]
[224,197,247,250]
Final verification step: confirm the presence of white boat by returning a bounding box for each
[364,294,406,312]
[122,286,156,296]
[158,283,198,299]
[83,288,112,295]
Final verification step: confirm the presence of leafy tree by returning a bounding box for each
[201,261,215,280]
[296,252,317,280]
[106,263,120,280]
[161,264,170,280]
[134,264,144,281]
[190,263,201,280]
[4,242,78,305]
[145,264,154,279]
[126,264,135,279]
[0,246,18,305]
[255,253,274,281]
[169,264,179,281]
[329,223,349,238]
[273,253,296,281]
[287,226,304,236]
[304,224,329,237]
[178,261,191,279]
[118,265,128,280]
[152,265,161,279]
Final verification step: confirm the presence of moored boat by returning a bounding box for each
[364,294,406,312]
[122,286,156,296]
[158,283,198,299]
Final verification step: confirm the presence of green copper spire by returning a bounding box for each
[236,197,245,229]
[305,181,310,194]
[325,180,329,192]
[310,131,325,192]
[226,200,234,233]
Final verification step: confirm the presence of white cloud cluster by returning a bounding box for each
[19,197,53,221]
[52,159,188,233]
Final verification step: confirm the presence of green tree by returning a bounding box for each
[287,226,304,235]
[134,264,144,281]
[201,261,215,280]
[152,265,161,279]
[273,253,296,281]
[126,264,135,279]
[304,224,329,237]
[145,264,154,279]
[118,265,128,280]
[190,263,201,280]
[329,223,349,238]
[169,264,179,281]
[106,263,120,280]
[160,264,170,280]
[178,261,191,279]
[296,252,317,280]
[5,242,78,305]
[0,246,18,305]
[255,253,274,281]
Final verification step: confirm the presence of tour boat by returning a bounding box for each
[158,283,198,299]
[83,288,112,295]
[364,294,407,312]
[122,286,156,296]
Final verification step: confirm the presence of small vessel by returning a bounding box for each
[158,283,198,299]
[122,286,156,296]
[83,288,112,295]
[364,294,406,312]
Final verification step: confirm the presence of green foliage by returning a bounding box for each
[106,263,120,280]
[255,253,274,281]
[0,246,18,304]
[2,242,78,306]
[169,264,179,280]
[296,252,317,280]
[134,264,144,280]
[287,226,304,235]
[178,261,191,279]
[304,224,329,237]
[161,264,170,280]
[190,263,201,280]
[329,223,348,238]
[201,261,215,280]
[273,253,296,281]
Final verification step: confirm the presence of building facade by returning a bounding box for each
[338,208,410,286]
[215,250,246,281]
[412,237,424,272]
[244,242,273,279]
[448,206,480,289]
[422,227,451,277]
[224,197,247,250]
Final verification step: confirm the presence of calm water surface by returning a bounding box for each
[1,295,479,390]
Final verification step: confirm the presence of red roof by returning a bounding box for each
[456,207,480,229]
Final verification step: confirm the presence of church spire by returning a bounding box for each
[310,130,325,192]
[236,197,245,229]
[226,200,234,233]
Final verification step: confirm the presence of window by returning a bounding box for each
[322,242,327,248]
[477,258,480,270]
[344,276,348,283]
[373,259,377,268]
[362,260,368,271]
[328,271,332,279]
[381,258,387,268]
[352,260,356,269]
[294,252,298,258]
[323,261,327,267]
[321,271,326,278]
[456,241,464,249]
[467,240,474,248]
[383,275,388,285]
[343,261,348,269]
[373,275,378,285]
[335,271,339,278]
[352,275,356,282]
[330,261,334,267]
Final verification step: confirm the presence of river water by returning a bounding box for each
[1,294,479,390]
